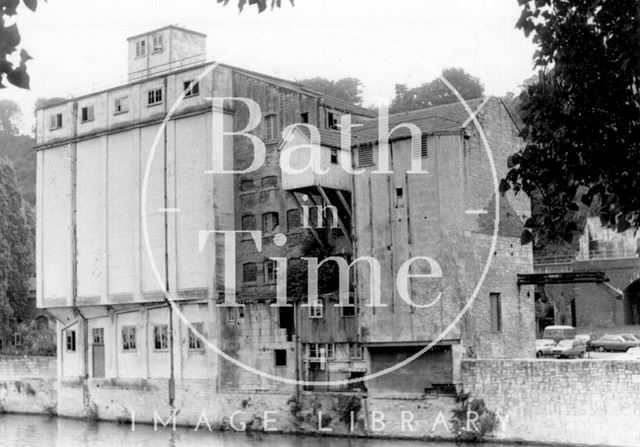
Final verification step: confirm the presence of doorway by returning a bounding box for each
[92,327,105,378]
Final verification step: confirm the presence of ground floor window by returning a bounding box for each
[188,323,205,350]
[122,326,136,352]
[154,324,169,351]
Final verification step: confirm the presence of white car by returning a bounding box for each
[535,339,557,358]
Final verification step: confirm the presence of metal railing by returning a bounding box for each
[534,247,639,265]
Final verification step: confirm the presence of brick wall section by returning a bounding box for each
[462,359,640,447]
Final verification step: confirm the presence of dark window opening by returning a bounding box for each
[240,179,256,191]
[262,176,278,188]
[490,292,502,332]
[327,111,339,130]
[300,112,309,123]
[330,148,339,164]
[183,80,200,97]
[275,349,287,367]
[241,215,256,231]
[279,307,295,342]
[243,263,257,283]
[66,330,76,352]
[287,209,302,231]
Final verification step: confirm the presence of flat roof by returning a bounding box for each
[127,25,207,41]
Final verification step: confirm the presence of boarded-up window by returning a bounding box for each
[357,143,374,167]
[412,133,429,158]
[490,293,502,332]
[287,209,301,231]
[262,212,279,234]
[243,263,257,282]
[262,176,278,188]
[241,214,256,231]
[240,179,256,191]
[265,114,277,140]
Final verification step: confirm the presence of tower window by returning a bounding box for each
[49,113,63,130]
[135,39,147,58]
[152,34,164,53]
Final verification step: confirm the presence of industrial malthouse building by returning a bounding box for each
[35,25,535,419]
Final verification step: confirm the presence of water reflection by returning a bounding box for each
[0,414,530,447]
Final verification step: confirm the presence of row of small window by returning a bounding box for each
[306,342,363,360]
[355,134,429,168]
[64,323,205,353]
[241,209,302,234]
[135,34,164,58]
[48,81,200,130]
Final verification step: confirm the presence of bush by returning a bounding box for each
[450,392,499,442]
[333,394,361,426]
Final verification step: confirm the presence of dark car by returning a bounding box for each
[591,334,640,352]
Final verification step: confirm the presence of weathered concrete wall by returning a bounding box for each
[462,359,640,447]
[56,378,457,440]
[0,356,57,414]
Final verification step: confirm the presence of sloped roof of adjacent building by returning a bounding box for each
[352,97,487,145]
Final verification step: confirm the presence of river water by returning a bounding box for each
[0,414,538,447]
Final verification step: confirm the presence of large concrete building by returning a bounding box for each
[36,25,534,416]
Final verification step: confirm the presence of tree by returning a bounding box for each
[297,77,364,106]
[217,0,294,13]
[0,158,34,342]
[0,100,36,205]
[503,0,640,247]
[390,67,484,113]
[0,0,38,90]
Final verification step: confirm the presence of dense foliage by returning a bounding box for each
[0,0,38,90]
[217,0,293,13]
[0,100,36,205]
[297,77,364,106]
[0,156,34,342]
[390,67,485,113]
[503,0,640,246]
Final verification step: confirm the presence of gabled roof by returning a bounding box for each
[352,97,487,145]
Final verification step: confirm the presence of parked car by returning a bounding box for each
[590,334,640,352]
[620,334,640,343]
[542,325,576,343]
[535,339,557,358]
[618,347,640,360]
[551,339,586,359]
[574,333,596,351]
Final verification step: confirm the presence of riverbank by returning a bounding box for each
[2,356,640,447]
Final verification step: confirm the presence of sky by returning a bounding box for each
[3,0,537,133]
